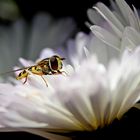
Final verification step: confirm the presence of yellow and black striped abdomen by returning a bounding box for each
[16,70,28,80]
[16,65,43,80]
[29,65,44,75]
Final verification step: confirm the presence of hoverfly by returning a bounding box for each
[1,55,66,86]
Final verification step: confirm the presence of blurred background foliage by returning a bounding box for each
[0,0,19,21]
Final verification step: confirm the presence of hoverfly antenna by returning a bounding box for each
[60,57,66,60]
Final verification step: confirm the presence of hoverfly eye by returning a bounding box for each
[50,56,58,70]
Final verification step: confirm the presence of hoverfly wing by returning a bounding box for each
[0,66,33,75]
[37,58,49,65]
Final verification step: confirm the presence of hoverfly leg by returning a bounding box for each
[41,75,48,87]
[52,70,68,76]
[23,76,28,84]
[58,70,68,76]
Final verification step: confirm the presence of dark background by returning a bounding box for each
[14,0,140,31]
[0,0,140,139]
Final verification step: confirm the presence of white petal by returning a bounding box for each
[110,0,126,25]
[121,27,140,51]
[90,25,121,50]
[133,5,140,31]
[19,58,34,67]
[133,103,140,109]
[87,35,119,66]
[87,9,105,25]
[39,48,57,60]
[115,0,139,30]
[93,2,124,37]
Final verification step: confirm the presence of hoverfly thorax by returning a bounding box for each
[49,55,65,72]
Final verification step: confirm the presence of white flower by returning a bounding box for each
[0,30,140,139]
[88,0,140,52]
[0,13,76,73]
[0,0,140,139]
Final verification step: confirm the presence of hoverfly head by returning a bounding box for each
[49,55,65,71]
